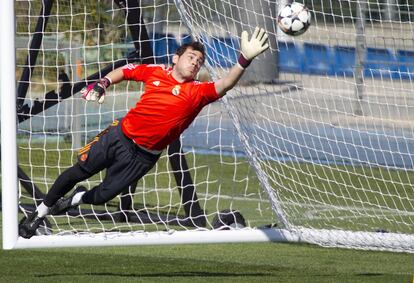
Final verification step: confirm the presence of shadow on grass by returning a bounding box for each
[357,273,384,277]
[35,271,269,278]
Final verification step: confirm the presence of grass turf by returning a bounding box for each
[0,239,413,282]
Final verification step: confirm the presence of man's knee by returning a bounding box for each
[81,186,117,205]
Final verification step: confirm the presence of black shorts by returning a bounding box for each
[77,119,160,201]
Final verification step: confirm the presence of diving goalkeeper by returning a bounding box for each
[19,27,269,239]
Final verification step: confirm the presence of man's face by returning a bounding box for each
[172,47,204,82]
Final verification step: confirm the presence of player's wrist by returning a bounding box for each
[100,77,112,88]
[237,53,251,69]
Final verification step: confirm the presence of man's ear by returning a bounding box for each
[172,54,179,65]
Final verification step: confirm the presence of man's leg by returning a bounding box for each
[43,163,91,207]
[81,149,160,206]
[19,122,118,239]
[48,186,88,215]
[19,163,91,239]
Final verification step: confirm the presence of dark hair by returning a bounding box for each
[175,41,206,61]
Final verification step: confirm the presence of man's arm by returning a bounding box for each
[215,27,269,97]
[104,67,125,84]
[80,67,125,103]
[214,64,245,98]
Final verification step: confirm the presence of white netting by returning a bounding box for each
[176,0,414,251]
[14,0,414,252]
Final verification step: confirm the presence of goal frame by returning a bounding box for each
[2,0,414,253]
[1,0,19,250]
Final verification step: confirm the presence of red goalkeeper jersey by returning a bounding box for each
[121,64,219,151]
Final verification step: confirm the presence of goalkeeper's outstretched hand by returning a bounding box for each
[80,77,111,104]
[238,27,269,69]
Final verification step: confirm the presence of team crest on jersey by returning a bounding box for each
[172,85,181,96]
[80,153,88,162]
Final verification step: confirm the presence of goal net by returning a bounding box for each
[4,0,414,252]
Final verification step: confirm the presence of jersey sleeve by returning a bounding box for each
[122,64,158,82]
[189,81,220,108]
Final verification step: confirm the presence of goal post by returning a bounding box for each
[2,0,414,253]
[1,0,19,250]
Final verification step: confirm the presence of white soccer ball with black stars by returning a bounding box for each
[277,2,311,36]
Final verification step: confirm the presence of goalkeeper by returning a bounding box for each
[19,27,269,239]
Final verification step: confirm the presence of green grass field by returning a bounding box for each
[0,224,413,283]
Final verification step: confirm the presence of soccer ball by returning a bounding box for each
[277,2,311,36]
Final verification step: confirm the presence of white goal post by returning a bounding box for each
[1,0,19,250]
[2,0,414,253]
